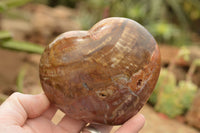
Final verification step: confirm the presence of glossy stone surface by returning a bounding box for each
[39,17,161,125]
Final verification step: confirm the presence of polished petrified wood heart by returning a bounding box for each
[39,17,161,125]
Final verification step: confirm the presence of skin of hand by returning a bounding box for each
[0,92,145,133]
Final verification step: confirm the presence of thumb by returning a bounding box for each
[0,92,50,126]
[115,113,145,133]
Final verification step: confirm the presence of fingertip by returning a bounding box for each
[38,93,50,106]
[136,113,145,124]
[115,113,145,133]
[134,113,145,129]
[28,93,50,118]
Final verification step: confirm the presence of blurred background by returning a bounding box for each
[0,0,200,132]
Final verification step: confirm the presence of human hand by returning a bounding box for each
[0,92,145,133]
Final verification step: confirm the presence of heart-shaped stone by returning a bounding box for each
[39,17,161,125]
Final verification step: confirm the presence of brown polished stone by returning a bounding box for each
[39,17,161,125]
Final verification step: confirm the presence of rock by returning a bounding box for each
[29,4,81,44]
[186,90,200,129]
[1,4,81,45]
[1,19,32,41]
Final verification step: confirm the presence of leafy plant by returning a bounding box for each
[34,0,82,8]
[151,69,198,118]
[0,39,44,54]
[16,66,27,93]
[146,22,189,45]
[183,0,200,21]
[0,0,44,103]
[76,0,200,45]
[0,0,44,54]
[0,0,32,12]
[149,47,199,118]
[0,30,44,54]
[149,69,176,106]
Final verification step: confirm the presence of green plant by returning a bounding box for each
[0,0,44,103]
[149,69,176,106]
[146,22,189,45]
[151,69,198,118]
[77,0,200,45]
[183,0,200,21]
[16,66,27,93]
[149,47,199,118]
[34,0,82,8]
[0,0,32,12]
[0,0,44,54]
[0,31,44,54]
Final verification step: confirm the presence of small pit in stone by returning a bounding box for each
[97,92,107,98]
[99,93,107,97]
[137,79,142,86]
